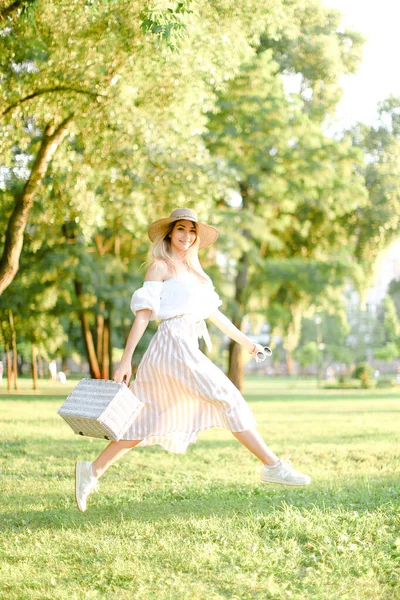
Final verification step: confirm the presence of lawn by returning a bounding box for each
[0,377,399,599]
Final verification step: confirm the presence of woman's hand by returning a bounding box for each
[250,343,267,362]
[113,359,132,385]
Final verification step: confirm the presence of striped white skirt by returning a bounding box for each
[122,315,257,453]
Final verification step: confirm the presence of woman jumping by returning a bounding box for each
[75,208,311,511]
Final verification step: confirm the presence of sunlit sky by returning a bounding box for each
[323,0,400,128]
[322,0,400,298]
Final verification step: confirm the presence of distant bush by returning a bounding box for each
[324,382,359,389]
[324,379,377,390]
[376,377,397,388]
[354,362,374,388]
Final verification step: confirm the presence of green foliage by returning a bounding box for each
[388,277,400,319]
[374,343,399,363]
[259,0,365,118]
[293,341,318,368]
[370,295,400,362]
[206,30,367,359]
[375,376,398,388]
[0,0,280,365]
[381,296,400,344]
[1,0,399,378]
[0,234,68,359]
[324,381,363,390]
[296,311,354,370]
[0,0,273,250]
[348,98,400,278]
[140,1,195,51]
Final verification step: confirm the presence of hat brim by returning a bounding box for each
[148,217,218,249]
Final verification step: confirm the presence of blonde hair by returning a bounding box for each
[150,221,210,283]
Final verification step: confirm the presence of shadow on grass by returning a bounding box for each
[2,388,400,405]
[3,431,399,466]
[1,471,398,535]
[2,428,399,535]
[246,391,400,403]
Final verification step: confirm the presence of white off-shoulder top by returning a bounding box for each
[130,272,223,321]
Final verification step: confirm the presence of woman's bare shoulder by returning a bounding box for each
[144,261,172,282]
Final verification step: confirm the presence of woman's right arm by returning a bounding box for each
[113,309,152,384]
[113,261,170,384]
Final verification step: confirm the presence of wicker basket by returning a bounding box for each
[58,378,144,441]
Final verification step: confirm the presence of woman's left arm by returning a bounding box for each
[208,309,264,358]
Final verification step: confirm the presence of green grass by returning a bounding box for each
[0,377,399,599]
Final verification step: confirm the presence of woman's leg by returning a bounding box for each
[75,439,142,512]
[92,439,142,479]
[232,428,279,465]
[232,428,311,485]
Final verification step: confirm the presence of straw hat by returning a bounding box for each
[147,208,218,249]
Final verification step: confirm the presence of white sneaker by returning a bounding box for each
[75,461,99,512]
[260,460,311,486]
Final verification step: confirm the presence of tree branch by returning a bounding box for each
[0,113,74,295]
[2,86,106,117]
[0,0,36,20]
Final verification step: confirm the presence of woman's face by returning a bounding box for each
[170,220,197,252]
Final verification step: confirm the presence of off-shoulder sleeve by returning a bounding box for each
[130,281,163,320]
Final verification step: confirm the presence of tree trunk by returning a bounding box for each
[18,354,24,376]
[102,318,110,379]
[9,309,18,390]
[31,343,38,390]
[74,280,101,379]
[227,181,251,392]
[80,312,101,379]
[0,114,74,296]
[5,343,12,391]
[37,352,44,378]
[106,304,113,379]
[284,308,303,376]
[0,321,12,390]
[0,0,36,21]
[96,301,105,373]
[114,234,120,257]
[228,334,244,391]
[285,351,294,375]
[108,312,113,379]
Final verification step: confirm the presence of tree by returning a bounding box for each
[206,4,366,386]
[372,296,400,362]
[388,278,400,319]
[296,310,353,372]
[2,1,314,379]
[0,236,67,388]
[0,0,276,294]
[0,116,73,294]
[294,342,318,373]
[348,97,400,279]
